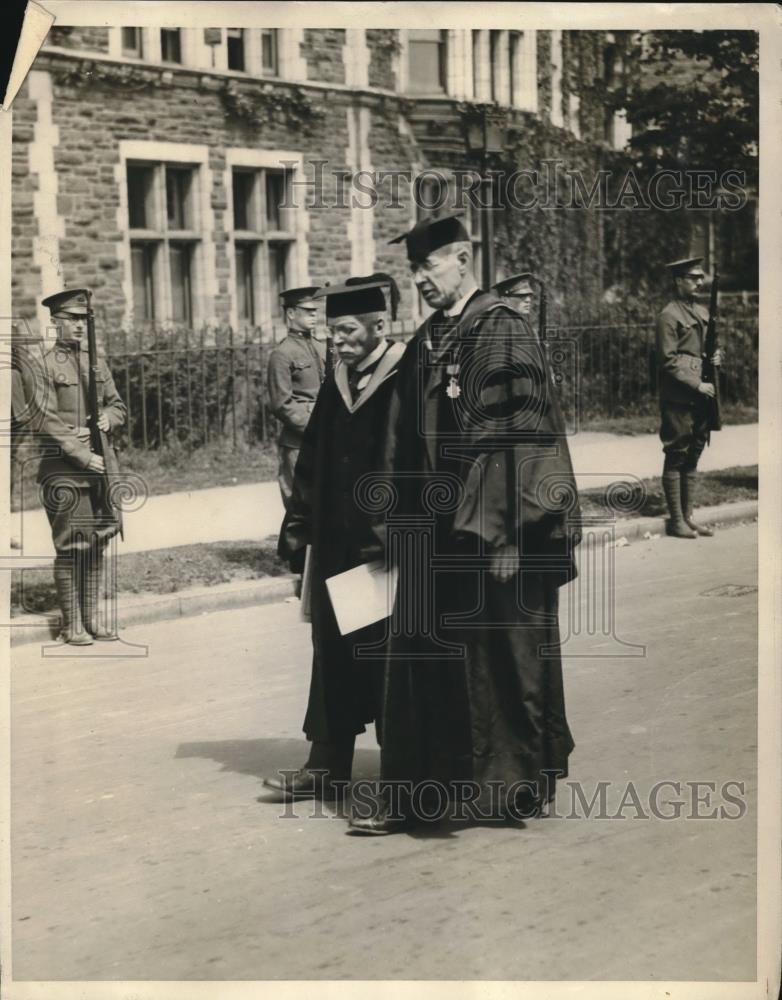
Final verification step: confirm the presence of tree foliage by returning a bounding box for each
[616,31,758,183]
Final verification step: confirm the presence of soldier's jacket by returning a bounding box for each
[266,332,326,448]
[36,338,126,486]
[656,298,709,405]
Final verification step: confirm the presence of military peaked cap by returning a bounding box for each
[279,286,321,309]
[41,288,91,316]
[316,273,400,320]
[493,272,536,296]
[389,214,470,262]
[665,257,705,278]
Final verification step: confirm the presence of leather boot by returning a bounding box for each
[81,545,119,640]
[53,556,92,645]
[662,470,697,539]
[681,471,714,537]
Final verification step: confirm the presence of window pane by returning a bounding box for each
[408,30,446,93]
[227,28,244,71]
[122,27,143,57]
[161,28,182,63]
[232,170,255,230]
[166,168,192,230]
[131,243,156,321]
[235,244,256,324]
[265,172,286,230]
[268,244,288,317]
[169,244,193,325]
[127,165,154,229]
[261,29,278,74]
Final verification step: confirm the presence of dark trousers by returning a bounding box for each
[659,399,711,472]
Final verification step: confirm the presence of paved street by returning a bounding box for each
[10,523,757,982]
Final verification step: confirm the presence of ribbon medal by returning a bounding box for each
[445,363,461,399]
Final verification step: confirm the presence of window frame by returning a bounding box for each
[227,27,246,72]
[407,28,448,94]
[121,27,144,59]
[229,164,297,330]
[260,28,279,77]
[126,159,202,327]
[160,28,183,64]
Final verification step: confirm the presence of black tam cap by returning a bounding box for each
[280,285,321,309]
[493,272,536,296]
[41,288,91,316]
[665,257,705,278]
[389,214,470,262]
[316,273,400,321]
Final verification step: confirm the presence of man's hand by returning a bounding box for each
[86,454,105,473]
[96,412,110,432]
[698,382,716,398]
[490,543,520,583]
[710,348,723,367]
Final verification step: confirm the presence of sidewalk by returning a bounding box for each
[8,423,758,562]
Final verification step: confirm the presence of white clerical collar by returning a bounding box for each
[444,286,479,318]
[355,338,388,372]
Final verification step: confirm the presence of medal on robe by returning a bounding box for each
[445,363,461,399]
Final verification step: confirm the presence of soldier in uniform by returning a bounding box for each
[266,286,326,509]
[493,271,535,321]
[656,258,723,539]
[37,289,126,644]
[264,275,405,801]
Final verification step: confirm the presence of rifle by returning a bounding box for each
[537,276,547,344]
[702,268,722,432]
[85,292,122,536]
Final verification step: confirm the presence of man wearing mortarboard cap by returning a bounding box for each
[36,288,127,644]
[263,274,406,801]
[266,286,327,510]
[656,257,724,538]
[346,216,580,834]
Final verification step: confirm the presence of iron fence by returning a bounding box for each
[101,310,758,450]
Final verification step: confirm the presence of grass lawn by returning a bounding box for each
[11,537,286,617]
[12,465,756,618]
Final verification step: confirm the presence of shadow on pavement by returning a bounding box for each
[174,736,380,783]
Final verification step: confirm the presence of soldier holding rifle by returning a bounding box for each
[656,257,723,539]
[38,289,126,644]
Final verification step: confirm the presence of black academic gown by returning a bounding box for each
[374,290,581,804]
[279,340,406,744]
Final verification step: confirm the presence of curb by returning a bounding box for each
[10,499,757,648]
[10,575,297,648]
[607,498,758,544]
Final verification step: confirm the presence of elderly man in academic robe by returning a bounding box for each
[347,217,581,835]
[264,274,405,801]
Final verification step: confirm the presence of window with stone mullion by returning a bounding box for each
[127,161,199,326]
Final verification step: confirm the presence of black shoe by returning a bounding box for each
[262,768,344,801]
[346,795,417,836]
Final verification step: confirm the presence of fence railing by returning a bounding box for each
[99,311,758,450]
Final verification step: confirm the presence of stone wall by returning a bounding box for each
[367,30,398,91]
[12,49,419,332]
[302,29,347,85]
[46,26,110,52]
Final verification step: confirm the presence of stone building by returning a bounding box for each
[13,25,636,336]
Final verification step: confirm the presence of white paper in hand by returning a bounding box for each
[325,561,398,636]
